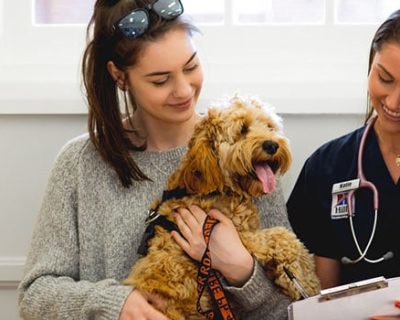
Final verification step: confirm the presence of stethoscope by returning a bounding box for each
[341,116,394,264]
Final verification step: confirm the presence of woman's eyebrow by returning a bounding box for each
[144,52,198,77]
[377,63,394,78]
[184,51,197,65]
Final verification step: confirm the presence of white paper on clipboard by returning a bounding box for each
[288,277,400,320]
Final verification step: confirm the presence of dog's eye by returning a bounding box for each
[193,170,202,178]
[240,124,248,135]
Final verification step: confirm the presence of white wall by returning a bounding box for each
[0,111,363,319]
[0,114,86,319]
[0,1,374,317]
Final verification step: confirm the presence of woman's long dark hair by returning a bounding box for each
[366,9,400,122]
[82,0,197,188]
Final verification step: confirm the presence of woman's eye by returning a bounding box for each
[378,74,393,84]
[184,64,198,73]
[152,78,169,86]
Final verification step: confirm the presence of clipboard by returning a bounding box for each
[288,277,400,320]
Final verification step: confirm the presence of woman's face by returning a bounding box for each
[368,42,400,132]
[126,28,203,126]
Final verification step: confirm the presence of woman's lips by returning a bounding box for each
[169,97,193,109]
[382,103,400,121]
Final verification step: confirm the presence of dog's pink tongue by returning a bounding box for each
[255,163,276,193]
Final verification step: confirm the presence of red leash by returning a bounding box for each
[196,216,237,320]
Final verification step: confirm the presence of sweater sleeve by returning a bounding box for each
[17,140,133,320]
[222,261,291,320]
[222,180,292,320]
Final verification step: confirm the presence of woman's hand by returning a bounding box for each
[171,205,254,287]
[120,289,169,320]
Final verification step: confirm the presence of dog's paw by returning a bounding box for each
[242,227,321,300]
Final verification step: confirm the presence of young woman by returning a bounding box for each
[18,1,292,319]
[288,10,400,289]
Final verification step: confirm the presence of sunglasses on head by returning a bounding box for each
[114,0,184,39]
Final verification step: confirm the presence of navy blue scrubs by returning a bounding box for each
[287,125,400,285]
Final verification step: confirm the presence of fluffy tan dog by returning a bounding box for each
[124,96,320,319]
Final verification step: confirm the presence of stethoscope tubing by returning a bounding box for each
[341,116,393,264]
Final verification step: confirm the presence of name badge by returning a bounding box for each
[331,179,360,194]
[331,179,359,220]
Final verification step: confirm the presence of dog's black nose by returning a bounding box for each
[262,140,279,155]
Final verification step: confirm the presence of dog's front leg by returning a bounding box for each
[240,227,320,300]
[124,229,206,320]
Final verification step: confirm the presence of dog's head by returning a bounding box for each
[168,96,292,197]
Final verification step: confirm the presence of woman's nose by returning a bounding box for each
[172,75,192,98]
[385,86,400,110]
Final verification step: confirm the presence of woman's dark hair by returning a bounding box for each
[82,0,198,188]
[366,9,400,122]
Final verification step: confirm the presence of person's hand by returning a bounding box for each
[369,316,400,319]
[119,289,169,320]
[368,299,400,319]
[171,205,254,286]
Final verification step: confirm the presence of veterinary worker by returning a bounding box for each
[18,0,292,319]
[287,9,400,289]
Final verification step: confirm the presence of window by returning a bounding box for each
[34,0,224,25]
[233,0,325,24]
[2,1,399,114]
[184,0,224,24]
[33,0,398,26]
[336,0,399,24]
[0,1,3,35]
[34,0,94,24]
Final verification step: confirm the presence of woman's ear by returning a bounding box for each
[107,61,126,90]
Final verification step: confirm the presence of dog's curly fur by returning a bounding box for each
[124,96,320,319]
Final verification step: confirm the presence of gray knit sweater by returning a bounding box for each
[18,134,292,320]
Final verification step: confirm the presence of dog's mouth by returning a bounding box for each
[252,160,279,194]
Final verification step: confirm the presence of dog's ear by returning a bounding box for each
[276,136,292,175]
[167,109,225,194]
